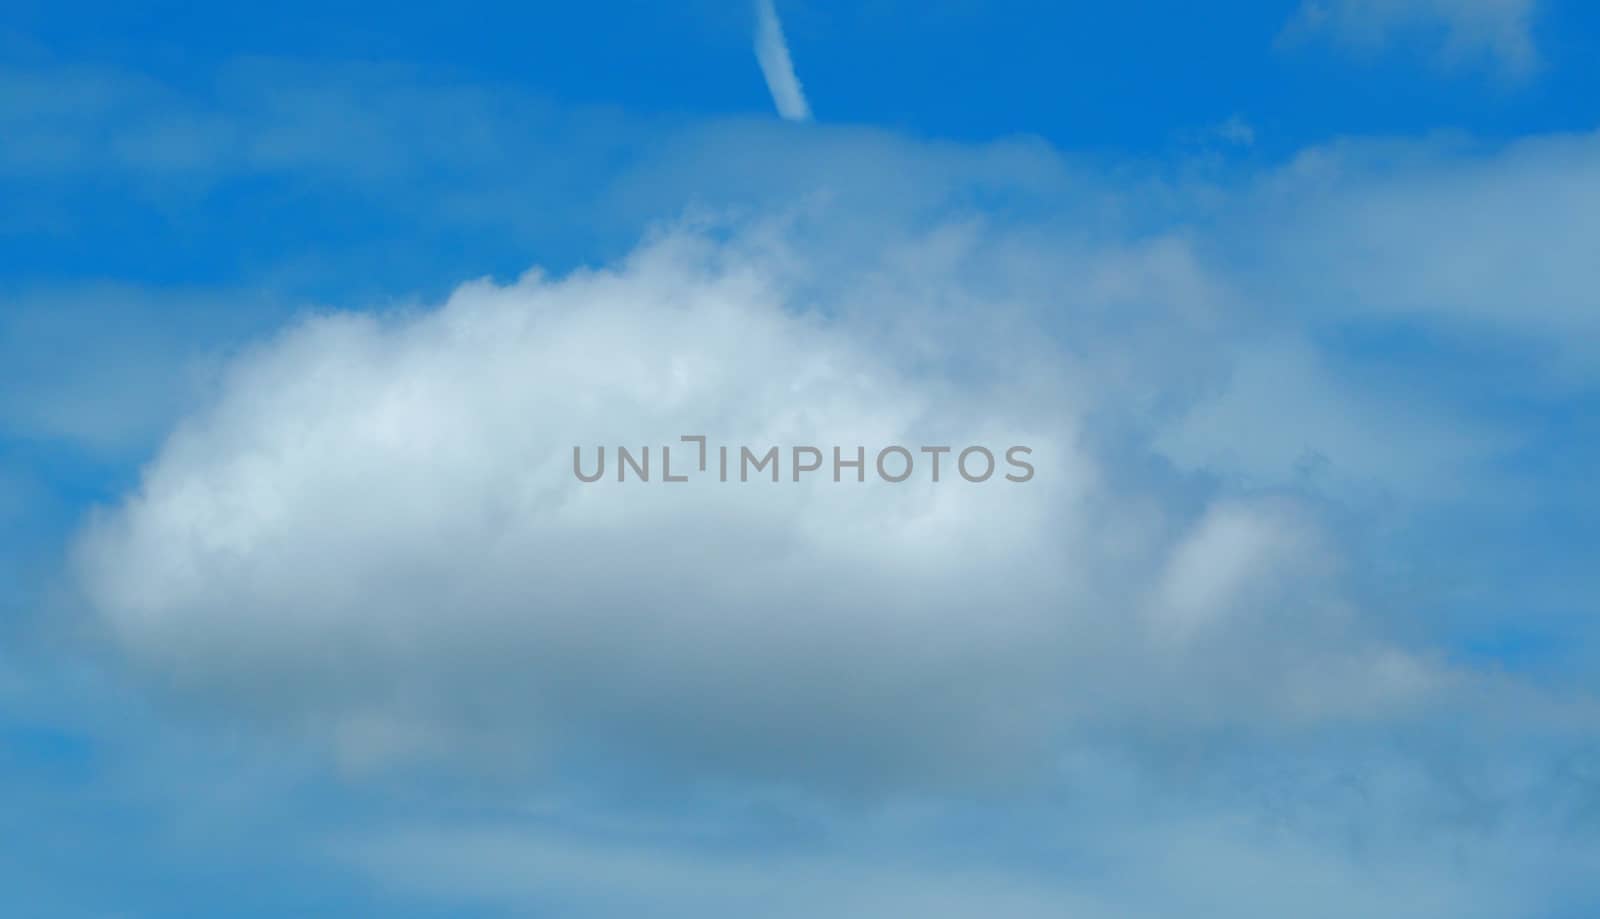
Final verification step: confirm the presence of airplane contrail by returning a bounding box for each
[754,0,813,121]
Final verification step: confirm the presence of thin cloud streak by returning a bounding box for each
[754,0,813,121]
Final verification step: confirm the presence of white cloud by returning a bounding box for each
[38,57,1600,820]
[1285,0,1541,77]
[755,0,813,122]
[1237,130,1600,384]
[73,212,1446,788]
[1151,499,1321,639]
[1154,337,1514,500]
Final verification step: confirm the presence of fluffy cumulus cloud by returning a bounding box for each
[73,205,1455,790]
[1286,0,1541,76]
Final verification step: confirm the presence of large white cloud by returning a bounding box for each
[48,70,1600,798]
[72,212,1447,787]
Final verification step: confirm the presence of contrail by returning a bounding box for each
[754,0,812,121]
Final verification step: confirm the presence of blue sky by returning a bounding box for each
[3,1,1600,916]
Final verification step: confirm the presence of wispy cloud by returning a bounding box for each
[754,0,812,122]
[1283,0,1541,79]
